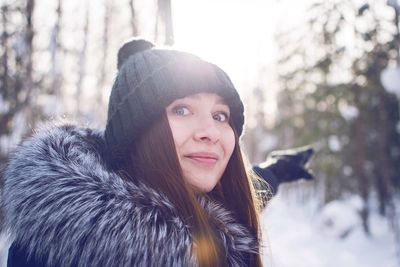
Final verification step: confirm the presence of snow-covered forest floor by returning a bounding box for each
[262,188,398,267]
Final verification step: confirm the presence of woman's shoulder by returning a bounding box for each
[2,123,191,267]
[3,123,111,207]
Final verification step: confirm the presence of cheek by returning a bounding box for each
[167,118,186,149]
[223,128,235,159]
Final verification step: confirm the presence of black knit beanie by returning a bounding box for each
[105,38,245,160]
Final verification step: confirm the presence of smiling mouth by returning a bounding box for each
[184,152,219,165]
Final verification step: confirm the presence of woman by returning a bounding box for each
[3,39,264,266]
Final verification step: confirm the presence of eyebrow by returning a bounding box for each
[216,98,228,106]
[185,94,228,106]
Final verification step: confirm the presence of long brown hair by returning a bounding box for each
[119,112,263,266]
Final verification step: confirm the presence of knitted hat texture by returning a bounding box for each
[105,39,245,160]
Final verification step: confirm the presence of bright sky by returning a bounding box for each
[172,0,278,92]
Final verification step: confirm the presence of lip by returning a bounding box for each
[184,152,219,165]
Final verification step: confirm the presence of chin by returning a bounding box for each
[183,168,222,193]
[190,179,219,193]
[197,185,215,193]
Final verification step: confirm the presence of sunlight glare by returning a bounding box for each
[172,0,276,92]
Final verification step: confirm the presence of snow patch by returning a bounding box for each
[318,196,362,238]
[338,100,359,121]
[328,135,341,152]
[380,66,400,98]
[0,95,9,114]
[262,193,398,267]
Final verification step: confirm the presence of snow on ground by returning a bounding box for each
[261,190,398,267]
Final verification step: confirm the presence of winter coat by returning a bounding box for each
[3,124,259,267]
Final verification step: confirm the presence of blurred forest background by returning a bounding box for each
[0,0,399,265]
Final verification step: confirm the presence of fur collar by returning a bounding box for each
[3,124,257,267]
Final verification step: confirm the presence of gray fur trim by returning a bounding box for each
[3,124,257,267]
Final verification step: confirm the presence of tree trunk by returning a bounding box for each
[96,0,112,123]
[21,0,37,137]
[129,0,138,36]
[0,4,10,138]
[374,92,393,216]
[156,0,174,45]
[353,88,370,235]
[76,3,89,117]
[49,0,63,116]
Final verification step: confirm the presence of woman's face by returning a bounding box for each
[166,93,235,192]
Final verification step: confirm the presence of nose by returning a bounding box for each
[193,116,221,144]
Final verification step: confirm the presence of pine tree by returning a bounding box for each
[274,0,400,233]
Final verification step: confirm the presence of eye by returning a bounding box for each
[173,105,191,116]
[213,112,229,122]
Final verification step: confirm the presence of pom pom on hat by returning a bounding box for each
[117,38,155,70]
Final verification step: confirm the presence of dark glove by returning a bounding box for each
[253,146,314,194]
